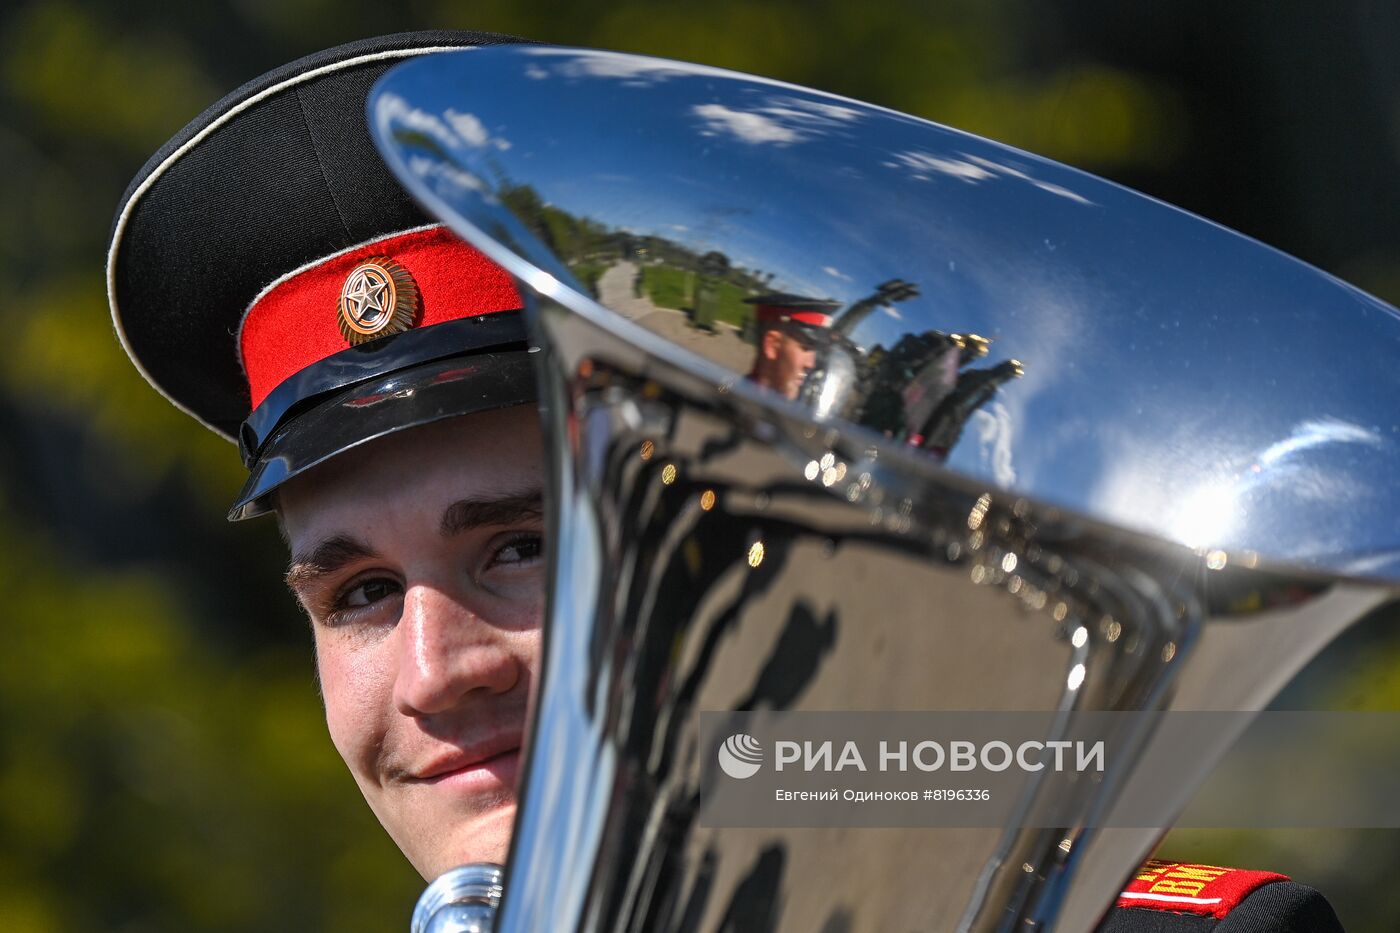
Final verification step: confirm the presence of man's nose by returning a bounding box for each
[392,584,520,717]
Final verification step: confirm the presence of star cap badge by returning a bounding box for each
[337,256,420,345]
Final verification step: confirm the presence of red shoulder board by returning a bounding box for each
[1116,859,1288,920]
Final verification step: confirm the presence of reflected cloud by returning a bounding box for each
[446,109,489,146]
[378,94,514,154]
[376,92,459,152]
[891,151,995,183]
[1257,418,1381,467]
[965,154,1094,204]
[890,150,1095,205]
[1032,181,1091,204]
[761,96,862,124]
[972,400,1018,488]
[694,104,802,145]
[408,154,485,196]
[527,49,697,85]
[966,155,1029,179]
[692,95,864,147]
[445,109,512,151]
[822,266,852,281]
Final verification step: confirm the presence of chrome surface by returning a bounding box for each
[411,863,504,933]
[371,46,1400,931]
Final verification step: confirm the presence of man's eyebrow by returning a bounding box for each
[285,534,377,593]
[440,489,544,537]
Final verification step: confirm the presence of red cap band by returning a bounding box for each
[239,226,522,409]
[754,304,833,328]
[1116,860,1288,920]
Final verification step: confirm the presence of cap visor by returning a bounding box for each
[229,349,536,520]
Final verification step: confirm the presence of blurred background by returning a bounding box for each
[3,1,1399,930]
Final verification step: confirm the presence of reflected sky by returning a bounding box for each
[371,46,1400,573]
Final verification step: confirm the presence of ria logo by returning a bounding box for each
[718,733,764,779]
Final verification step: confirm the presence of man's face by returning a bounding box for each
[760,325,818,399]
[279,406,544,879]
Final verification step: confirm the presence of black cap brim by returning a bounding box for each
[229,349,537,520]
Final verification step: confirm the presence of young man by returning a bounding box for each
[108,30,1344,932]
[742,294,838,400]
[106,30,544,881]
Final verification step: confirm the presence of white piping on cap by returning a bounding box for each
[105,45,474,441]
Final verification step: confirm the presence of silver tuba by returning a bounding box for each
[370,45,1400,931]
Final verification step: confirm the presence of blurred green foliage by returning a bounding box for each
[643,266,696,316]
[1,0,1398,930]
[641,266,752,329]
[0,510,422,931]
[4,2,217,154]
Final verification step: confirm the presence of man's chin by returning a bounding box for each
[412,801,519,880]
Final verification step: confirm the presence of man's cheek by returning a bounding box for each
[315,643,391,775]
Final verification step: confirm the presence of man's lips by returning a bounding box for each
[414,748,522,797]
[410,735,525,786]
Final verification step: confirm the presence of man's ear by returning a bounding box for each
[761,327,783,361]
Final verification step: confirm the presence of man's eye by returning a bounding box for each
[341,577,402,608]
[492,534,544,566]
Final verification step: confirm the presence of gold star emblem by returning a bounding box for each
[338,256,420,345]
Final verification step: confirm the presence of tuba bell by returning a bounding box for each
[374,45,1400,932]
